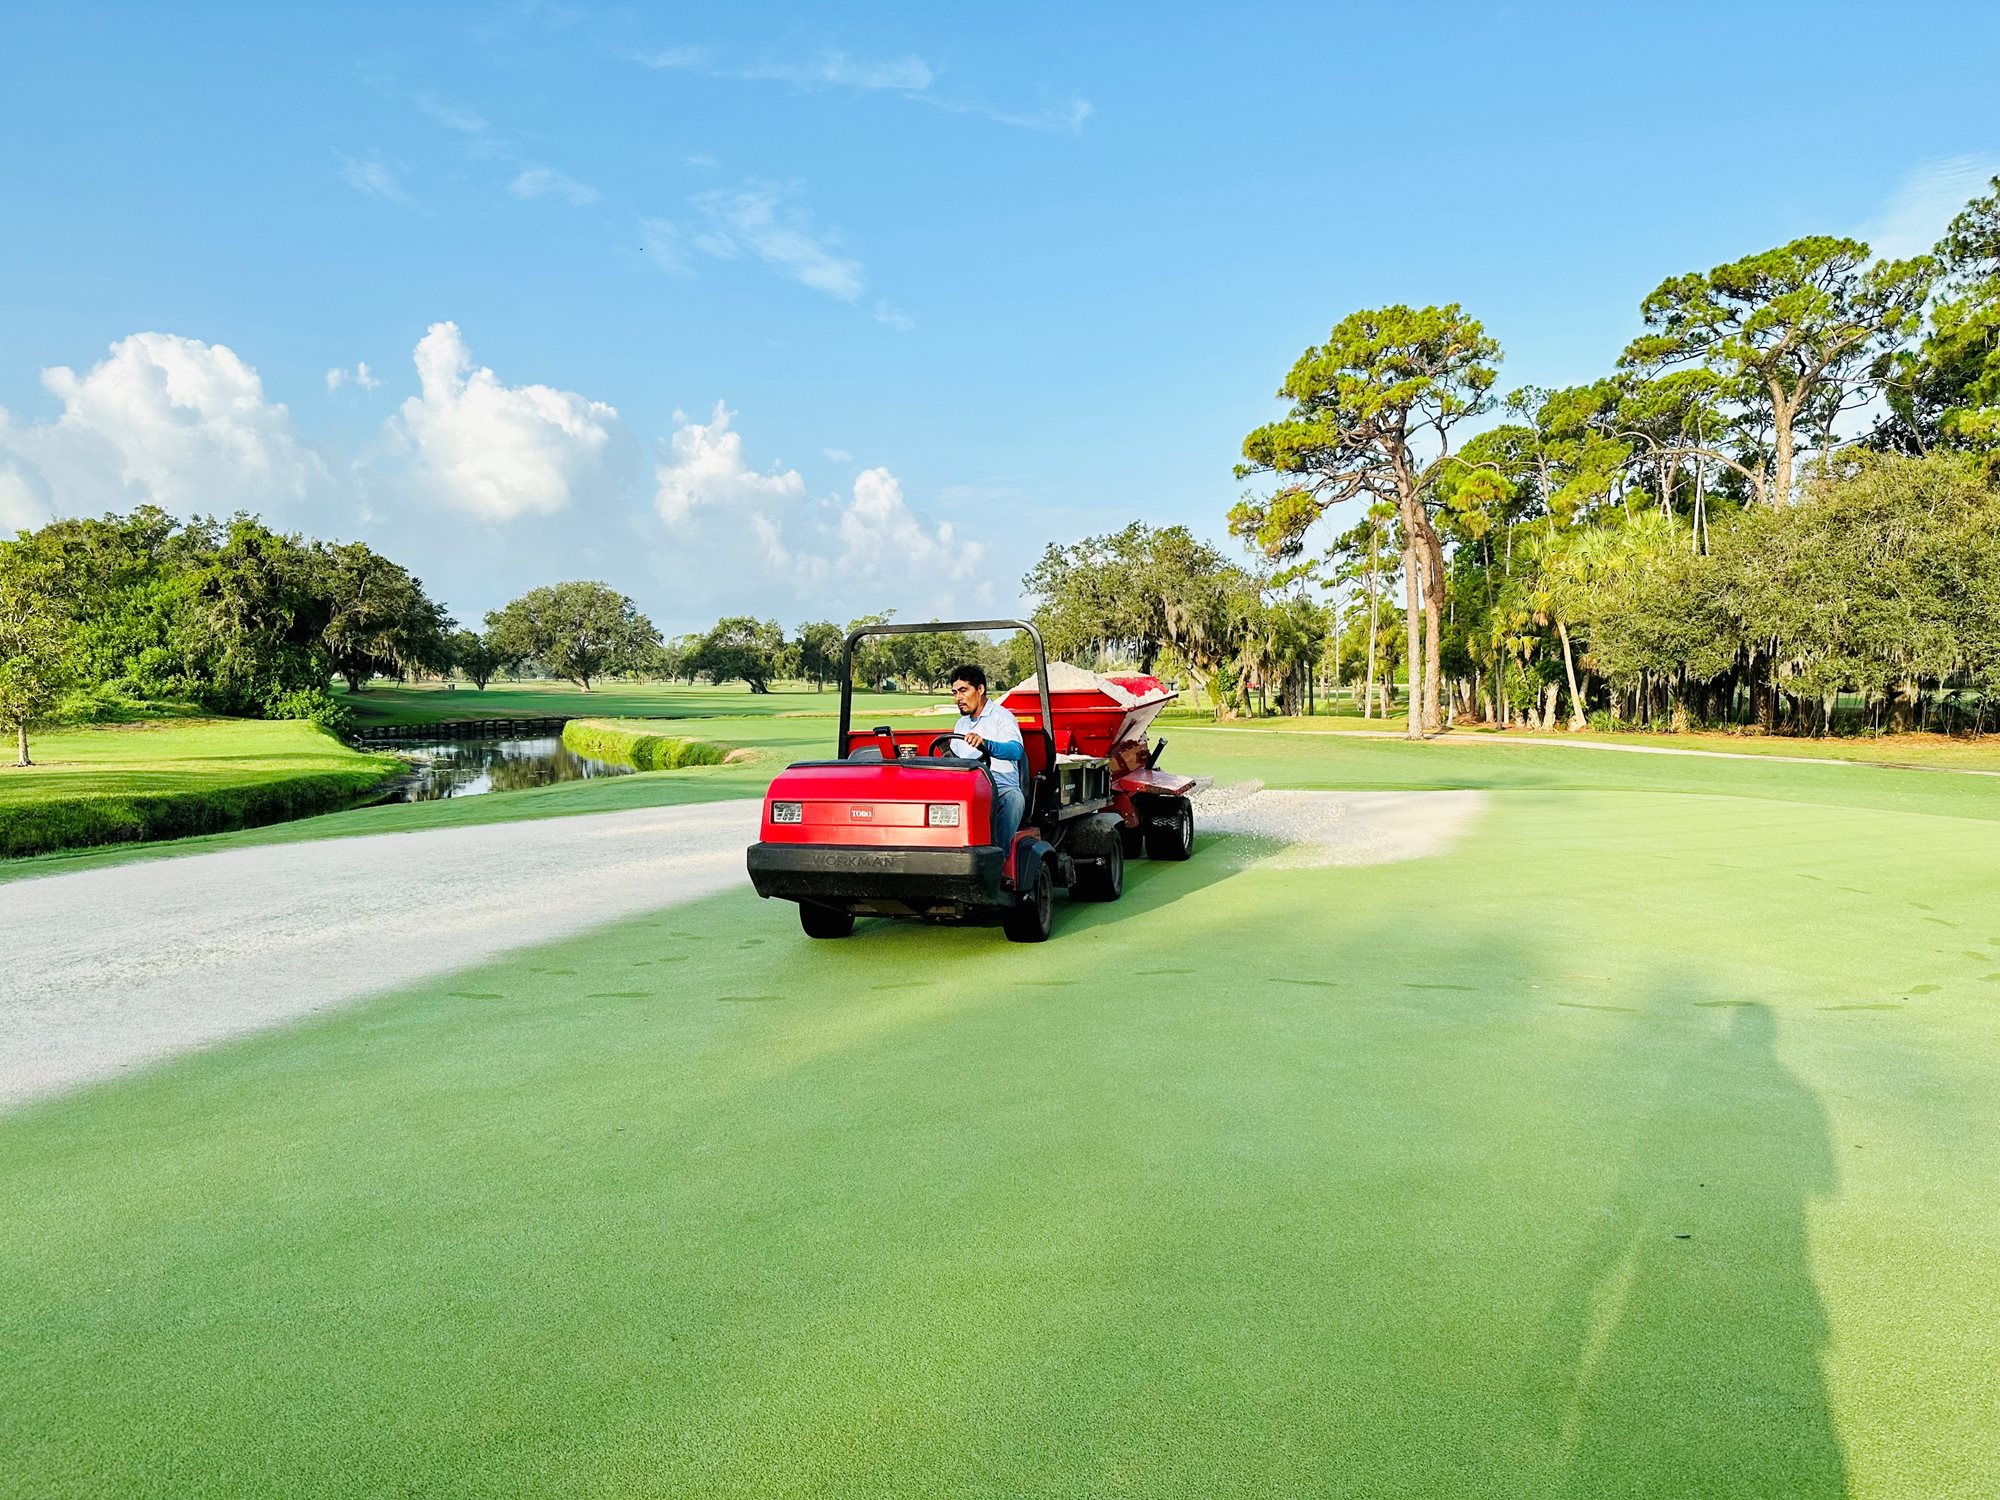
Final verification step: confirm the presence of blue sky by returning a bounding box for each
[3,1,1996,633]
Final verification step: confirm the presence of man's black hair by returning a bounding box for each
[950,663,987,690]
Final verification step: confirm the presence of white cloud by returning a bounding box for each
[822,447,853,464]
[689,183,864,300]
[988,97,1093,133]
[337,152,416,206]
[629,45,1087,133]
[873,299,915,332]
[650,403,981,614]
[1861,154,2000,261]
[684,152,720,170]
[509,167,600,206]
[745,50,934,92]
[0,457,46,531]
[325,361,380,393]
[835,466,979,583]
[913,93,1093,133]
[631,46,705,70]
[391,322,621,521]
[653,401,804,524]
[750,511,802,573]
[638,217,696,275]
[0,332,331,524]
[416,93,490,135]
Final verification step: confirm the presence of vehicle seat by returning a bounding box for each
[1017,726,1054,826]
[847,745,885,762]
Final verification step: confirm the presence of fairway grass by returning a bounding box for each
[1185,716,2000,773]
[5,770,1999,1493]
[9,711,1999,884]
[339,679,943,727]
[0,709,835,882]
[0,718,401,859]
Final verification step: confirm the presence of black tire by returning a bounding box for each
[1143,797,1194,861]
[1003,863,1054,943]
[798,902,855,939]
[1071,836,1124,902]
[1120,822,1145,859]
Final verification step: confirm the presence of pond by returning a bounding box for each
[379,736,632,802]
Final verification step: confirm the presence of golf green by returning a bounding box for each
[4,759,1998,1494]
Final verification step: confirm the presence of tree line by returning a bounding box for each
[652,616,1034,696]
[1032,176,2000,737]
[10,178,1994,760]
[0,502,1037,764]
[0,507,457,763]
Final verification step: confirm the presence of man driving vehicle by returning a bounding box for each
[948,664,1027,850]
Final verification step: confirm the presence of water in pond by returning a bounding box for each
[381,736,632,802]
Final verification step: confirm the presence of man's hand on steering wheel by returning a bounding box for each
[926,732,987,759]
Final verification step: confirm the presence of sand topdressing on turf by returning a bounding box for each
[5,724,2000,1496]
[1193,783,1486,866]
[0,800,758,1110]
[0,788,1480,1112]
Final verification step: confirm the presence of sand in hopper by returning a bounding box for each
[1008,661,1154,706]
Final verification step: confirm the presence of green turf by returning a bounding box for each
[0,709,861,882]
[1175,714,2000,772]
[339,679,945,726]
[0,718,402,858]
[4,752,1999,1494]
[11,711,2000,884]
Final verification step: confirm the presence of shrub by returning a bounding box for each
[266,686,353,737]
[561,719,736,771]
[54,685,202,726]
[0,768,393,859]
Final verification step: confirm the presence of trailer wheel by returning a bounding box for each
[798,902,856,939]
[1071,837,1124,902]
[1144,798,1194,861]
[1003,863,1054,943]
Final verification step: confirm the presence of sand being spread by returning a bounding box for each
[0,784,1485,1113]
[0,800,761,1114]
[1190,783,1486,868]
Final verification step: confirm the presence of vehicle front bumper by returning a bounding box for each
[746,841,1007,914]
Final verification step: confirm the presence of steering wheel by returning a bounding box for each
[926,732,985,759]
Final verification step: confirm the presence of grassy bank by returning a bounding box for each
[339,679,941,727]
[0,720,402,860]
[561,718,737,771]
[6,755,1998,1492]
[0,710,858,882]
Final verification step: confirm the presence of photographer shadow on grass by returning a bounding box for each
[1529,999,1845,1497]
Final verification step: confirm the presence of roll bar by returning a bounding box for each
[837,619,1052,758]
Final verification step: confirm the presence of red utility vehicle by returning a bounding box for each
[745,619,1198,941]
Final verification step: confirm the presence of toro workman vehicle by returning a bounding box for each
[745,620,1198,942]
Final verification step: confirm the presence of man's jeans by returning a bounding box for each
[991,784,1026,851]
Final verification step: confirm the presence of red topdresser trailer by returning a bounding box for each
[745,619,1198,941]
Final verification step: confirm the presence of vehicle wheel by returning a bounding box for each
[798,902,855,939]
[1120,821,1145,859]
[1003,863,1054,943]
[1072,836,1124,902]
[1143,797,1194,861]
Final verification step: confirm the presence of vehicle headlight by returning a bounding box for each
[925,803,961,827]
[771,801,804,824]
